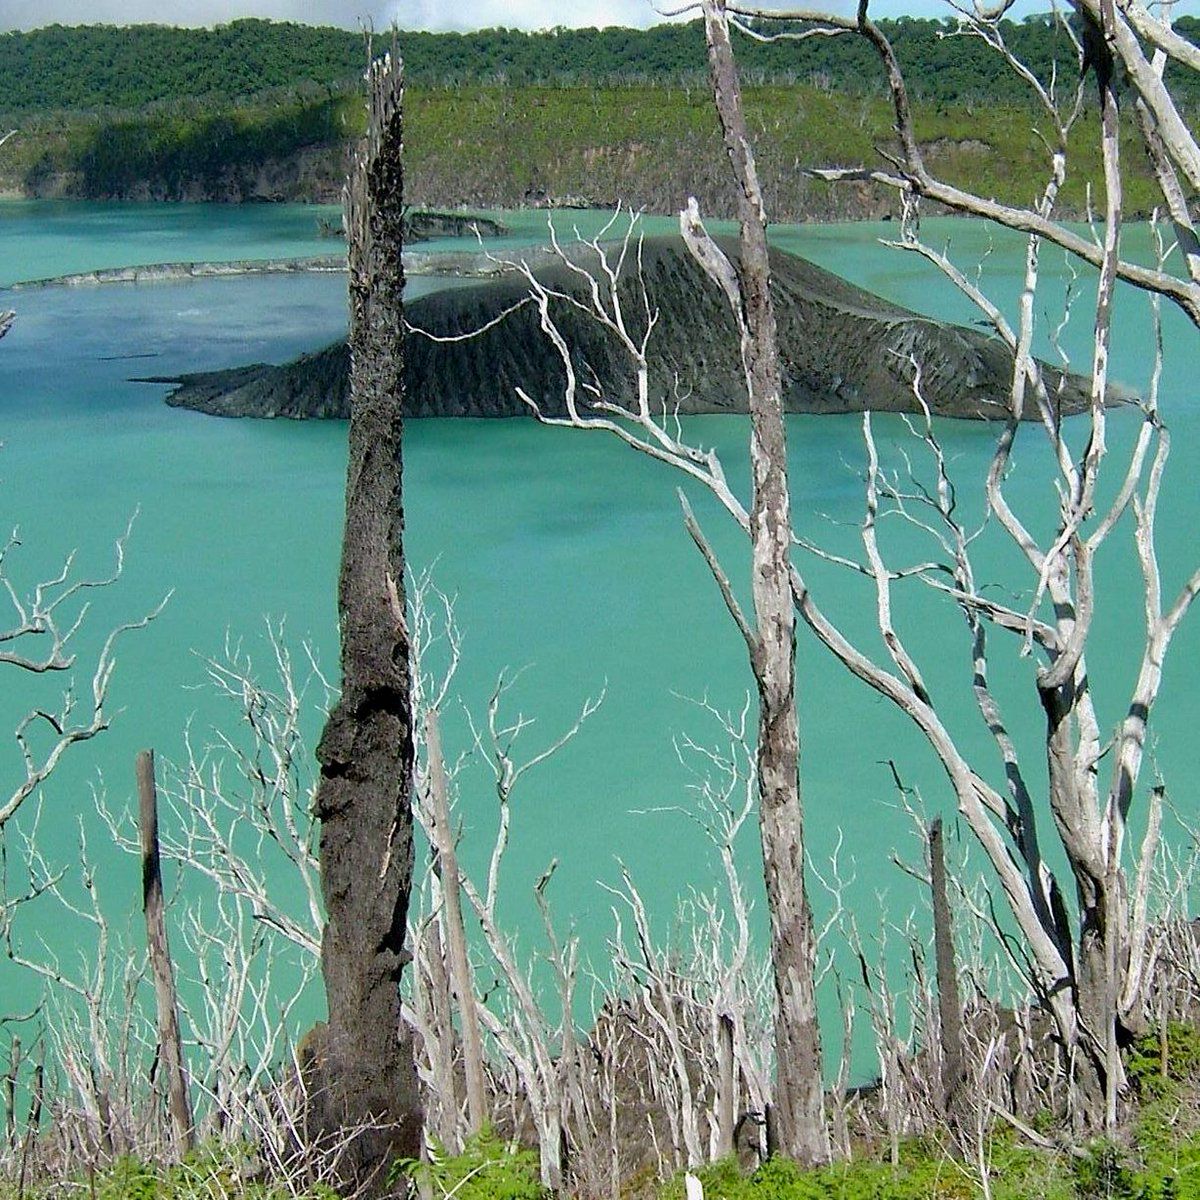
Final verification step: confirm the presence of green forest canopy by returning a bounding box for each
[1,15,1198,113]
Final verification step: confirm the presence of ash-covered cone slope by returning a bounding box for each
[159,235,1111,420]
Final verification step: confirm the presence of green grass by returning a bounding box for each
[0,83,1161,218]
[395,1129,546,1200]
[11,1050,1200,1200]
[1,1142,340,1200]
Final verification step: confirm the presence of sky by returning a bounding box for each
[0,0,991,33]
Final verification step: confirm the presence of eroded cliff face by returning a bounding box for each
[27,145,351,204]
[160,236,1104,421]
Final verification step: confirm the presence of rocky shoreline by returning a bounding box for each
[6,208,512,290]
[6,246,532,291]
[8,256,346,291]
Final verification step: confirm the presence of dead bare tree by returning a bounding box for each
[719,0,1200,1127]
[770,3,1195,1108]
[451,671,602,1191]
[307,45,421,1188]
[1,816,373,1195]
[402,581,782,1189]
[132,628,327,962]
[929,818,965,1131]
[135,749,193,1157]
[0,516,163,1169]
[478,0,1199,1136]
[4,813,159,1169]
[418,678,779,1187]
[404,575,470,1154]
[0,517,165,832]
[689,3,827,1163]
[421,709,488,1144]
[788,265,1187,1129]
[599,696,776,1177]
[450,0,828,1164]
[721,0,1200,327]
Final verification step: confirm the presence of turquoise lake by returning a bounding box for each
[0,201,1196,1065]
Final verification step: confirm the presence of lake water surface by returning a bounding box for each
[0,201,1196,1065]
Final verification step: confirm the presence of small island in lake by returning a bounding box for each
[157,235,1107,421]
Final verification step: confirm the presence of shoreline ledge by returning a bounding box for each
[4,247,526,291]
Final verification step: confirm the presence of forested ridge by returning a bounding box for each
[1,16,1195,216]
[2,15,1199,110]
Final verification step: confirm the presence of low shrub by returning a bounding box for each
[396,1128,546,1200]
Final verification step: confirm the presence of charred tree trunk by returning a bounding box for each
[929,818,965,1130]
[137,749,194,1158]
[700,0,828,1165]
[307,49,421,1190]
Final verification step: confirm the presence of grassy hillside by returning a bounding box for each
[404,84,1160,218]
[0,83,1164,220]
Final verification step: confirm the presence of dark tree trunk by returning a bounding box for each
[701,0,828,1165]
[307,49,421,1192]
[136,749,194,1158]
[929,818,965,1129]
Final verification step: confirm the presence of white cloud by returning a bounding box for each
[381,0,1198,25]
[2,0,1196,32]
[0,0,365,29]
[381,0,666,31]
[0,0,683,32]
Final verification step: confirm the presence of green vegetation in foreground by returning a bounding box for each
[392,1056,1200,1200]
[397,1131,546,1200]
[2,1143,339,1200]
[1,17,1199,111]
[464,1093,1200,1200]
[0,83,1167,218]
[11,1134,1197,1200]
[17,1026,1200,1200]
